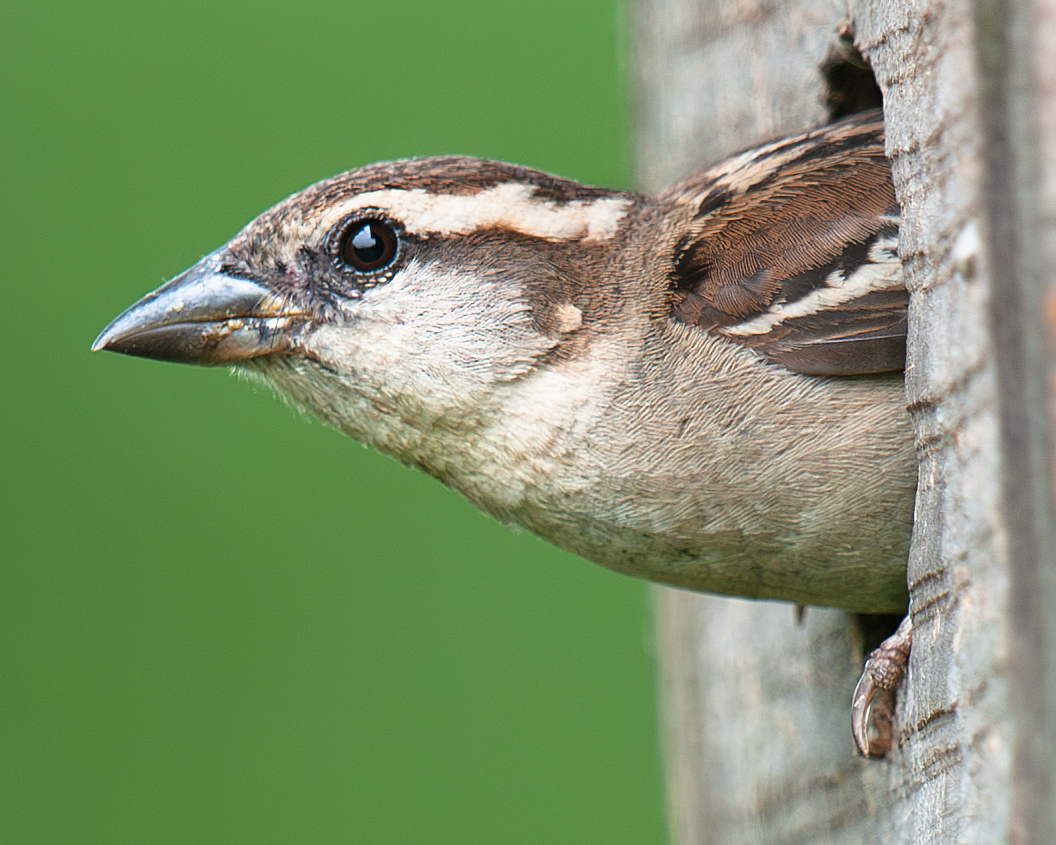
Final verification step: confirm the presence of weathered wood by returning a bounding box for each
[859,0,1014,839]
[970,0,1056,837]
[637,0,1056,841]
[1034,0,1056,830]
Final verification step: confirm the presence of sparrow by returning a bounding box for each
[94,109,917,755]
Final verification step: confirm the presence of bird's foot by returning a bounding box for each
[851,614,912,757]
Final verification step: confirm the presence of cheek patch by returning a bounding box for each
[552,303,583,334]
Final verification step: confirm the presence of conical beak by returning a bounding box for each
[92,252,304,364]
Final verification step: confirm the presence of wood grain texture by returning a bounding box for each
[638,0,1056,840]
[858,0,1019,838]
[968,0,1056,836]
[656,593,895,844]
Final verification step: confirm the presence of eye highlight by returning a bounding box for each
[339,219,398,273]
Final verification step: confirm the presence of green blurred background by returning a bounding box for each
[1,1,667,842]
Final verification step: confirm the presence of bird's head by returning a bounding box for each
[94,158,643,462]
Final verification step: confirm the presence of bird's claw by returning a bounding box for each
[851,614,912,757]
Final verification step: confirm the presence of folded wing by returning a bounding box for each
[664,110,905,376]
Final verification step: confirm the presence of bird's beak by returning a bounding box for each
[92,252,305,364]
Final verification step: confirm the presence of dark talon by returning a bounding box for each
[851,614,913,757]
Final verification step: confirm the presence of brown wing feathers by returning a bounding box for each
[665,111,906,376]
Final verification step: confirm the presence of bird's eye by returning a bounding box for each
[340,219,398,272]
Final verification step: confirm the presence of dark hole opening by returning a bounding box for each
[855,613,905,656]
[821,24,884,120]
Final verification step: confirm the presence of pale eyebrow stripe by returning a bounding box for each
[319,182,633,242]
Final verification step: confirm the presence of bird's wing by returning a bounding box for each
[664,110,905,376]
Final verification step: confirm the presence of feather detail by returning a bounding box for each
[663,110,905,376]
